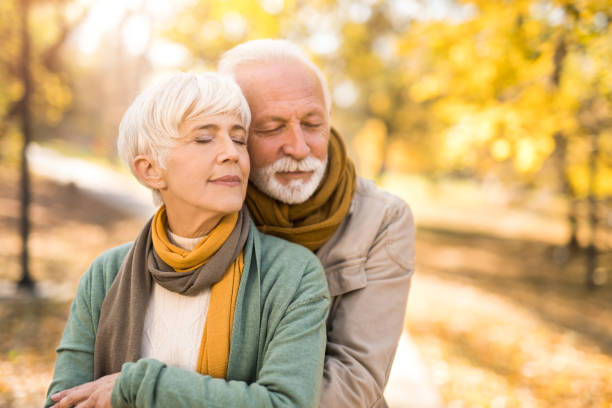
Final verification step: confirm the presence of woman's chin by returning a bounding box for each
[164,192,245,217]
[210,200,244,215]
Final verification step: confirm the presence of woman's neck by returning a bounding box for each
[164,205,224,238]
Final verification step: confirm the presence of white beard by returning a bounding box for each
[250,155,328,204]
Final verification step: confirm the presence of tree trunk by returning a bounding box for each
[18,0,34,292]
[551,36,580,250]
[585,131,599,290]
[553,132,579,250]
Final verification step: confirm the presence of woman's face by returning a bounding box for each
[158,112,250,235]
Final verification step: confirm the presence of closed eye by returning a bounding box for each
[257,125,284,134]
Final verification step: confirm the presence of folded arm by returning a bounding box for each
[111,288,329,407]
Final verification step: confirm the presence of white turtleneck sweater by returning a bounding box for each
[140,230,211,372]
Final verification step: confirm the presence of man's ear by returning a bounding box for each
[134,155,166,190]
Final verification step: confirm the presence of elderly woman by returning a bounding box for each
[45,72,329,408]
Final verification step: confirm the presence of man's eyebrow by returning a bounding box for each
[257,111,324,123]
[256,115,286,123]
[302,111,324,119]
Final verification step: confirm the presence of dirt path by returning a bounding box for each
[407,228,612,407]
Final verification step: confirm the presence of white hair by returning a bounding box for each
[117,72,251,205]
[218,39,331,114]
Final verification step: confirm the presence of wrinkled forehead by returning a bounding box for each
[234,60,327,111]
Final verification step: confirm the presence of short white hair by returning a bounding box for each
[117,71,251,205]
[218,39,331,113]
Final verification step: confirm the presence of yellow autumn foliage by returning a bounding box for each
[353,118,387,178]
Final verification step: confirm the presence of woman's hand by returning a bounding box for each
[50,373,119,408]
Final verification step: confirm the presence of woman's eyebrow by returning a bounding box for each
[194,124,219,131]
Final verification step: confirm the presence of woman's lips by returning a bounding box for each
[209,175,242,186]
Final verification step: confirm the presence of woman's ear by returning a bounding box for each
[134,155,166,190]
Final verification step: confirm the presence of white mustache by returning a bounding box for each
[269,156,323,173]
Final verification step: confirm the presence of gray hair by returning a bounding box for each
[117,71,251,205]
[218,39,331,114]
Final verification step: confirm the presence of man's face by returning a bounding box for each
[235,60,330,204]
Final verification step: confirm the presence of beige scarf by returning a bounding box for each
[246,128,356,251]
[93,207,250,379]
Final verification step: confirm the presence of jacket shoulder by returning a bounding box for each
[317,177,414,284]
[354,177,412,217]
[353,177,415,245]
[355,177,414,257]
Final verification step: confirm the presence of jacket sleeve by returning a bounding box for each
[111,256,330,408]
[45,268,97,407]
[319,201,415,408]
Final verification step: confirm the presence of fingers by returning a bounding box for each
[51,382,90,402]
[50,389,68,402]
[50,374,118,408]
[51,383,91,408]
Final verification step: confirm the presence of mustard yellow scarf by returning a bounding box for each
[151,207,243,378]
[94,207,249,380]
[246,128,356,251]
[152,207,237,273]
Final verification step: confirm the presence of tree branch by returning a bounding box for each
[41,3,91,71]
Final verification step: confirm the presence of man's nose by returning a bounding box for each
[282,123,310,160]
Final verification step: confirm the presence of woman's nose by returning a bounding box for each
[217,134,240,162]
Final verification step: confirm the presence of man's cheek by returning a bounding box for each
[250,145,279,168]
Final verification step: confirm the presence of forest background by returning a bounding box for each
[1,0,612,407]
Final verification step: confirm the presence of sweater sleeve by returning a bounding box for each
[45,244,129,408]
[111,256,330,408]
[45,268,96,407]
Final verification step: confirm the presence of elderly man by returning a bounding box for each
[219,39,415,407]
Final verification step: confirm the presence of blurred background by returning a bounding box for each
[1,0,612,406]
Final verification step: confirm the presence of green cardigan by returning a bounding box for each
[46,222,330,407]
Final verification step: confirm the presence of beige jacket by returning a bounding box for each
[316,177,415,408]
